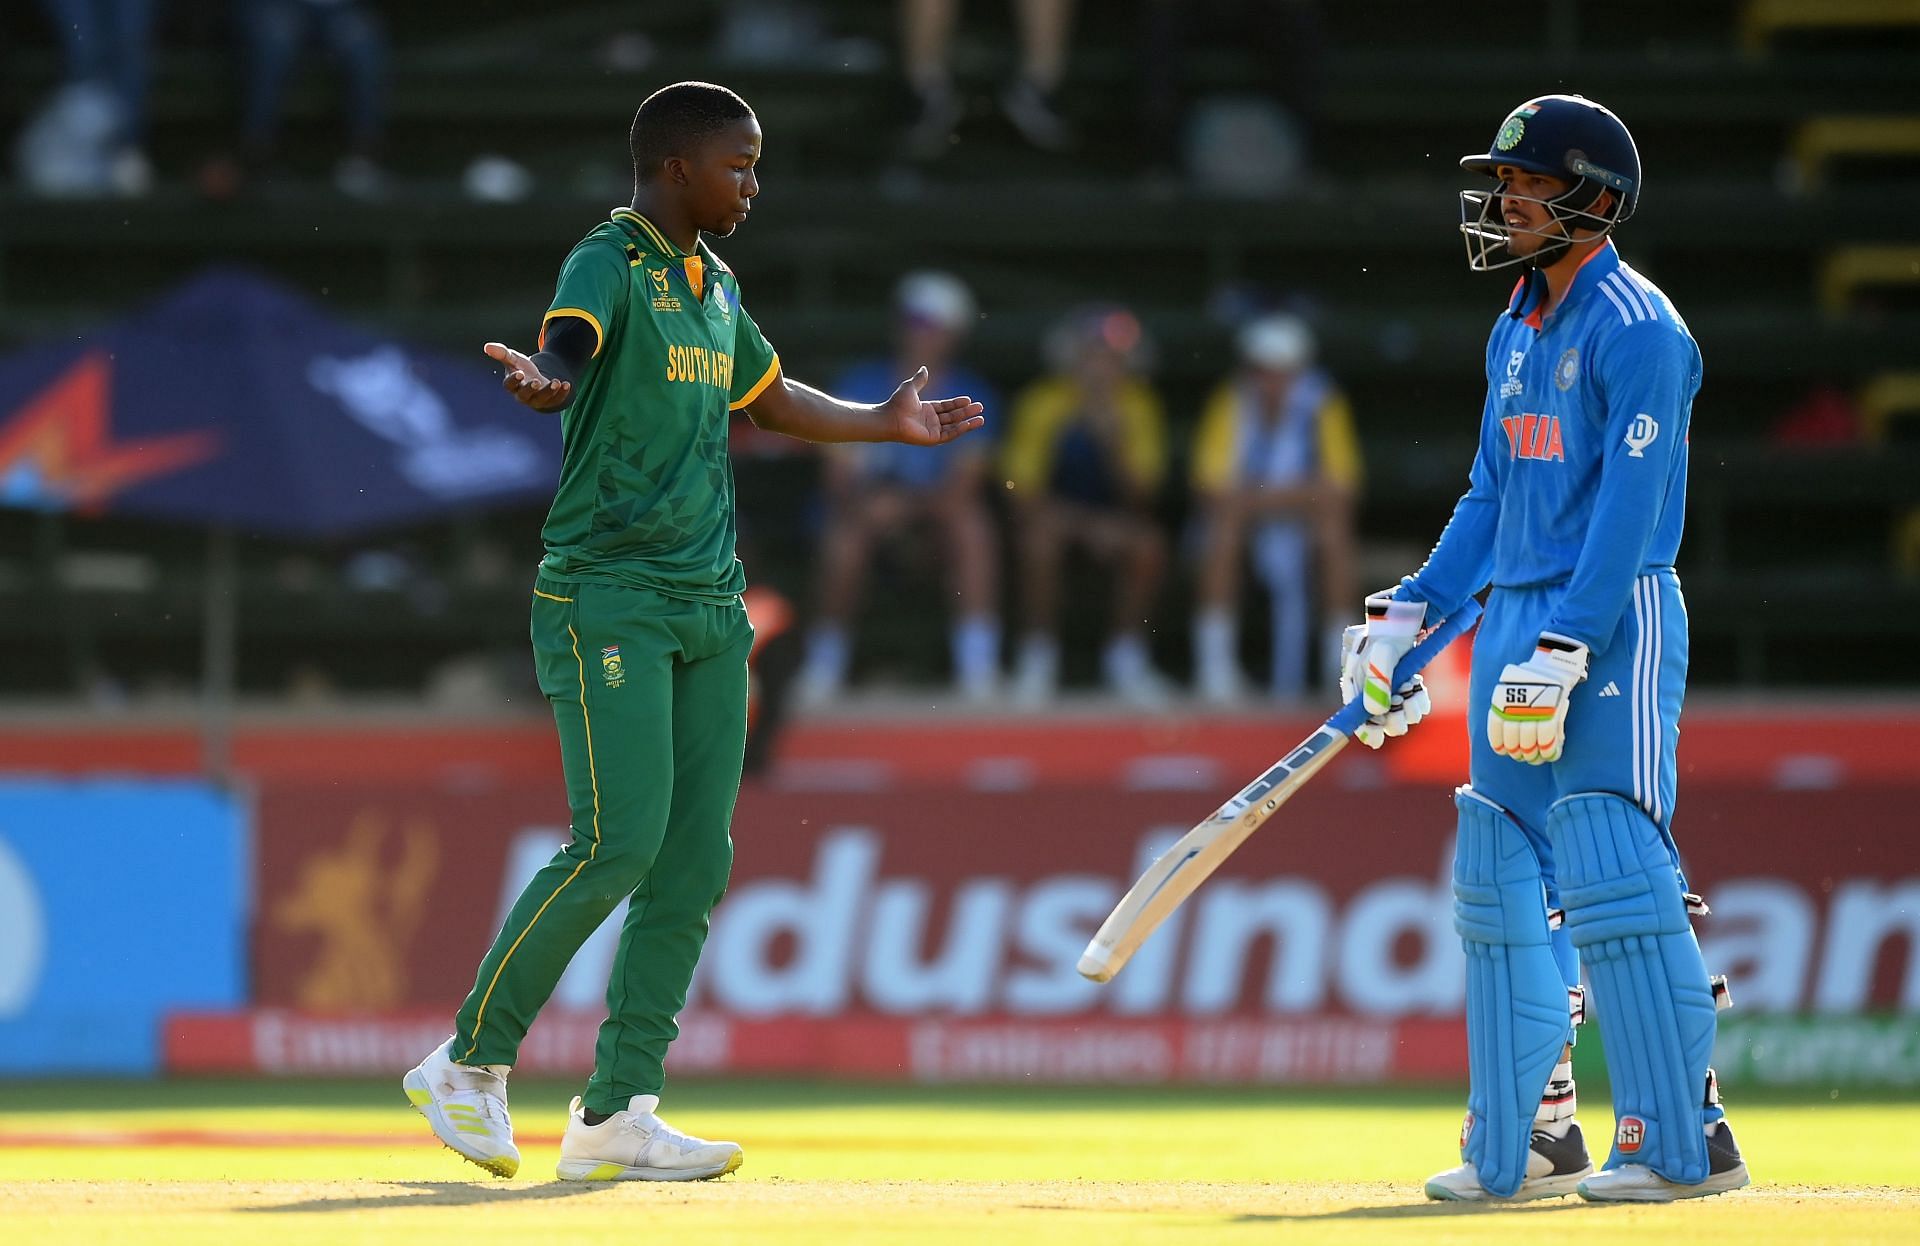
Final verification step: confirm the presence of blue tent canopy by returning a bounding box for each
[0,267,559,537]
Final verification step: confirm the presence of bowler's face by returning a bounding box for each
[688,117,762,237]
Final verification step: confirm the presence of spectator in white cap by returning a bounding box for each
[1188,312,1361,702]
[796,271,1002,705]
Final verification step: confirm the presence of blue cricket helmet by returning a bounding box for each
[1458,95,1641,271]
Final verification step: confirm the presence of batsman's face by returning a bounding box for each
[1496,166,1572,257]
[684,116,762,237]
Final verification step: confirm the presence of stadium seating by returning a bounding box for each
[1819,246,1920,314]
[1860,372,1920,442]
[2,2,1917,693]
[1740,0,1920,52]
[1791,115,1920,190]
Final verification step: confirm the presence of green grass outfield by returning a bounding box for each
[2,1079,1916,1245]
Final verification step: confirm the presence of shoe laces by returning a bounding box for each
[442,1062,511,1124]
[624,1109,700,1151]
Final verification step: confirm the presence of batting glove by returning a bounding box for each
[1339,591,1431,750]
[1488,632,1589,764]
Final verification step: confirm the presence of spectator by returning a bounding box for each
[1189,313,1360,702]
[796,272,1002,704]
[901,0,1076,160]
[1003,305,1171,706]
[20,0,158,196]
[231,0,390,198]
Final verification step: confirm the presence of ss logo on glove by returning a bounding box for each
[1489,636,1588,764]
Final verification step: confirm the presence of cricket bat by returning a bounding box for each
[1076,598,1483,983]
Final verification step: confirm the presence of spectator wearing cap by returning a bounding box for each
[1189,313,1361,702]
[1003,305,1172,706]
[795,272,1003,705]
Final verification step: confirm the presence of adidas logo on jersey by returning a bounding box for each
[1597,681,1621,698]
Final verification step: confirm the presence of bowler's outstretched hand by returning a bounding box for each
[485,341,573,412]
[883,365,985,446]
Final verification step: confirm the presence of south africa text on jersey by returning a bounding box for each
[664,344,735,392]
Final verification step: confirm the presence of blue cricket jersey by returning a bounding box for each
[1401,241,1700,653]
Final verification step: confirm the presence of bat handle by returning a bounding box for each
[1327,596,1483,737]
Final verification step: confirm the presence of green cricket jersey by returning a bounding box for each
[535,207,781,603]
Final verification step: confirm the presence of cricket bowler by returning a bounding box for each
[403,80,984,1182]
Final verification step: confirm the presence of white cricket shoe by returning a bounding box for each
[1424,1122,1594,1201]
[1195,659,1251,707]
[402,1036,520,1178]
[791,662,844,711]
[556,1094,744,1182]
[1106,663,1177,709]
[1010,642,1058,709]
[1577,1121,1750,1202]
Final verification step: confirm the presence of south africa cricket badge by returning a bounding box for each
[601,645,626,688]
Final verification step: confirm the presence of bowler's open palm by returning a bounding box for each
[484,341,573,412]
[883,366,985,445]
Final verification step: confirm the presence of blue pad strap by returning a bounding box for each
[1452,787,1570,1197]
[1549,792,1719,1184]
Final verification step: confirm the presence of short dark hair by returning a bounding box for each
[630,81,754,183]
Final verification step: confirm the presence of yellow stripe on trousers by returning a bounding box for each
[462,621,603,1062]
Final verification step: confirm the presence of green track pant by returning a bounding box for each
[453,573,752,1114]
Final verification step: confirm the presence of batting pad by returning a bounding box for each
[1452,788,1571,1197]
[1549,792,1720,1184]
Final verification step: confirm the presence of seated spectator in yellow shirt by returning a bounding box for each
[1003,305,1172,706]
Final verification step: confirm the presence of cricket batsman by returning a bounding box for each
[1338,95,1750,1202]
[404,81,983,1181]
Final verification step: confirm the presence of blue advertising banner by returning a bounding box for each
[0,781,247,1075]
[0,267,559,537]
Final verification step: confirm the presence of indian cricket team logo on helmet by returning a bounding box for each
[1555,347,1580,391]
[1615,1116,1646,1153]
[1493,101,1542,152]
[601,645,626,688]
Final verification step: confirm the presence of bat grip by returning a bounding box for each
[1327,596,1484,737]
